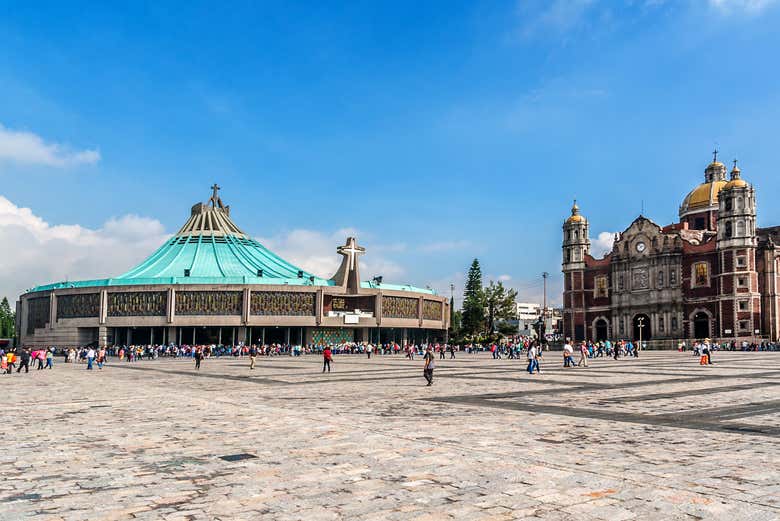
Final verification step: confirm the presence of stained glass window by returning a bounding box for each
[251,292,315,316]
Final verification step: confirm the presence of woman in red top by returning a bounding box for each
[322,347,332,373]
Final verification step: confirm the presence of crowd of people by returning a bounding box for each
[3,335,780,386]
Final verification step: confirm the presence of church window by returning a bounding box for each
[694,217,706,230]
[565,250,570,262]
[737,196,744,210]
[567,230,571,241]
[738,300,749,311]
[737,276,747,288]
[574,230,579,240]
[574,249,580,261]
[725,222,732,238]
[725,198,732,211]
[671,316,678,330]
[739,320,749,331]
[737,221,745,236]
[694,262,709,287]
[595,276,608,298]
[670,269,677,286]
[619,318,624,335]
[657,270,664,287]
[736,256,746,268]
[659,317,665,332]
[618,274,624,291]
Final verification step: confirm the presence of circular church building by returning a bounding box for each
[17,187,449,348]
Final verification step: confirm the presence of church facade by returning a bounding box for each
[562,155,780,344]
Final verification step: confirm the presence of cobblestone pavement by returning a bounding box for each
[3,351,780,520]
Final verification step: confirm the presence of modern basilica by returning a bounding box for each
[562,153,780,345]
[17,186,449,348]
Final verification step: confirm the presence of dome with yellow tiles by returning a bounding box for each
[680,155,728,215]
[566,200,586,223]
[724,161,749,189]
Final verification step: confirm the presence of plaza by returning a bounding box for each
[3,351,779,520]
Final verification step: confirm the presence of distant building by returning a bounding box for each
[562,154,780,343]
[17,186,449,348]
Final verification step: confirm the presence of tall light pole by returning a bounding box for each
[446,283,454,347]
[542,272,549,320]
[638,316,645,352]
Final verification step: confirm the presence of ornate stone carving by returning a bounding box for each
[108,292,167,317]
[251,292,315,316]
[57,293,100,319]
[632,268,649,290]
[422,300,442,321]
[27,296,50,334]
[175,291,242,315]
[382,296,418,319]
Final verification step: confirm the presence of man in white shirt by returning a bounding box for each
[563,341,575,368]
[86,348,96,370]
[527,344,540,374]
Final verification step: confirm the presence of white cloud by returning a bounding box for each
[709,0,777,14]
[592,231,616,257]
[0,123,100,168]
[498,274,512,282]
[0,196,168,301]
[256,228,406,281]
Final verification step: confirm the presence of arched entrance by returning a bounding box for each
[633,314,651,342]
[693,312,710,339]
[595,319,609,341]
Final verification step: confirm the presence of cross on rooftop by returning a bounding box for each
[337,237,366,271]
[209,183,221,206]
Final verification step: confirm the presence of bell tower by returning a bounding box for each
[717,160,760,339]
[562,200,590,341]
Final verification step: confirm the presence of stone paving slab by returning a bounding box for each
[2,352,779,520]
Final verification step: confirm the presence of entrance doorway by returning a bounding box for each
[594,319,609,341]
[693,312,710,339]
[632,314,651,342]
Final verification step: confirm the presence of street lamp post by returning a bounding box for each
[637,316,645,353]
[445,283,454,348]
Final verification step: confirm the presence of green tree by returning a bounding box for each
[0,297,14,338]
[461,259,485,337]
[484,281,518,334]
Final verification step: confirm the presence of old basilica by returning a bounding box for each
[562,153,780,345]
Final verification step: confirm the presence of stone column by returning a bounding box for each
[167,326,176,346]
[376,293,382,326]
[418,297,423,327]
[167,288,175,324]
[98,326,108,347]
[242,288,250,325]
[49,293,57,328]
[99,289,108,325]
[316,289,324,326]
[237,327,247,345]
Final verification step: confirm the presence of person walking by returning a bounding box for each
[562,341,576,368]
[6,350,16,374]
[86,347,96,370]
[249,345,257,370]
[194,348,203,370]
[423,346,435,386]
[45,349,54,369]
[439,344,445,360]
[36,350,45,370]
[96,347,106,370]
[366,343,373,359]
[17,349,31,373]
[577,342,589,367]
[449,344,456,359]
[322,346,333,373]
[527,343,541,374]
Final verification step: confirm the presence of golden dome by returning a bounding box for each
[724,178,748,189]
[566,199,586,224]
[681,180,728,211]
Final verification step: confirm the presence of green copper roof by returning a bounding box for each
[26,186,436,296]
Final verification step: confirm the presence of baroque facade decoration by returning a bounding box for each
[562,154,780,344]
[17,185,448,347]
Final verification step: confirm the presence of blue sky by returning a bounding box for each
[1,0,780,304]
